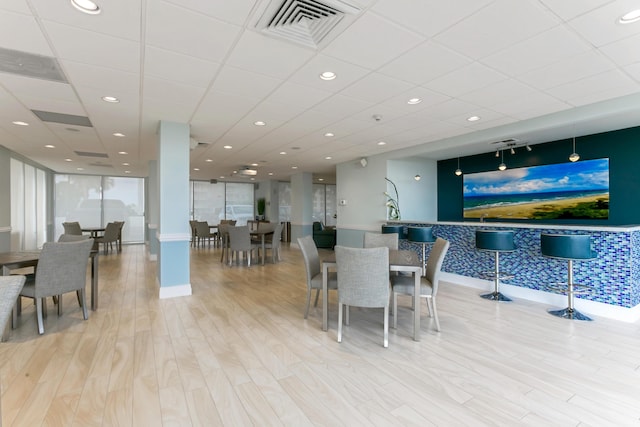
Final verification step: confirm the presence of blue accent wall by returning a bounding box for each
[438,125,640,226]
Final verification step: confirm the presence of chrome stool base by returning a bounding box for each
[480,291,512,302]
[548,307,592,321]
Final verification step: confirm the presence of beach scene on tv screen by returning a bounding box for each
[463,158,609,220]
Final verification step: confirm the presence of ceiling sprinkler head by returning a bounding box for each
[372,114,382,122]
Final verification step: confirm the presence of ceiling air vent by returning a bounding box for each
[254,0,361,49]
[0,47,68,83]
[32,110,92,127]
[74,151,108,158]
[490,138,519,145]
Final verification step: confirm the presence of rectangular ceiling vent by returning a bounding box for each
[254,0,361,49]
[87,162,113,168]
[32,110,92,127]
[74,151,109,158]
[0,47,68,83]
[490,138,519,145]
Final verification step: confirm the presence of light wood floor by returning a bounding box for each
[2,243,640,426]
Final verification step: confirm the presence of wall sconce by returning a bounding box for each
[569,137,580,162]
[498,150,507,171]
[414,174,421,181]
[454,157,462,176]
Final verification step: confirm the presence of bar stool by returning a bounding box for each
[381,224,404,239]
[475,229,516,301]
[540,233,596,321]
[407,226,435,275]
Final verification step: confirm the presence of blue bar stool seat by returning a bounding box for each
[540,234,596,321]
[381,224,405,239]
[407,226,435,275]
[475,229,516,302]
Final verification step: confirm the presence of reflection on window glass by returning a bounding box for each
[279,182,291,222]
[312,184,336,226]
[192,181,225,224]
[223,183,254,226]
[11,158,47,251]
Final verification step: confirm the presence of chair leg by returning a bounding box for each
[304,288,312,319]
[430,297,440,332]
[36,298,45,335]
[392,292,398,329]
[79,288,89,320]
[383,305,389,348]
[337,302,343,343]
[313,289,320,307]
[57,294,63,316]
[345,305,350,326]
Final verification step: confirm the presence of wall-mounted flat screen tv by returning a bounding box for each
[463,158,609,220]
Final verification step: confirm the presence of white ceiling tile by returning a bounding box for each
[0,73,77,102]
[323,12,425,70]
[62,61,139,94]
[287,54,372,93]
[539,0,612,21]
[339,72,413,103]
[245,101,303,127]
[519,50,615,90]
[161,0,257,26]
[144,46,220,88]
[624,62,640,83]
[545,69,639,105]
[491,92,571,120]
[482,26,593,77]
[145,0,241,62]
[19,96,87,116]
[0,10,53,55]
[31,0,141,41]
[600,33,640,67]
[434,0,560,60]
[311,95,374,118]
[225,30,315,79]
[0,0,31,14]
[458,79,535,107]
[371,0,493,38]
[378,41,473,85]
[380,86,450,114]
[191,90,260,128]
[211,66,282,99]
[266,82,332,110]
[424,62,507,97]
[569,0,640,47]
[43,22,140,73]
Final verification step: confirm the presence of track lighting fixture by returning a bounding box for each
[525,144,532,152]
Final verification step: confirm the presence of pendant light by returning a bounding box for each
[455,157,462,176]
[569,137,580,162]
[498,150,507,171]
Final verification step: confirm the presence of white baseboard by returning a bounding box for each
[441,272,640,323]
[158,283,192,299]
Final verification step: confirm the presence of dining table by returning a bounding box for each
[0,248,100,334]
[250,228,275,265]
[322,249,424,341]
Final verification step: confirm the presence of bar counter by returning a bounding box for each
[388,221,640,321]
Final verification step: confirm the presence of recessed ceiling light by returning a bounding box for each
[102,96,119,103]
[193,168,200,171]
[66,127,79,132]
[122,162,129,166]
[65,158,72,162]
[280,151,287,155]
[219,176,225,179]
[324,132,334,137]
[319,71,336,81]
[251,163,258,167]
[325,156,332,160]
[407,98,422,105]
[118,151,127,155]
[71,0,100,14]
[254,121,266,126]
[77,167,84,171]
[45,144,55,148]
[377,141,386,146]
[292,166,298,169]
[12,121,29,126]
[268,172,274,176]
[223,145,232,149]
[467,115,481,122]
[250,178,255,181]
[206,159,213,162]
[318,178,324,182]
[619,9,640,24]
[113,132,125,137]
[124,171,131,174]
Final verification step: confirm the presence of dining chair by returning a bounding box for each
[390,237,450,332]
[194,221,215,248]
[335,245,390,347]
[264,222,283,263]
[18,239,93,335]
[94,222,120,254]
[363,231,398,250]
[298,235,337,319]
[227,225,259,266]
[62,221,83,235]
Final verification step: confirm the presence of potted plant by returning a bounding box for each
[257,198,266,220]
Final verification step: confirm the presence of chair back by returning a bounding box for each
[363,232,398,250]
[228,225,252,251]
[424,238,450,297]
[194,221,210,237]
[62,221,82,235]
[335,246,389,308]
[102,222,121,241]
[298,235,320,284]
[34,239,93,298]
[0,276,26,332]
[270,222,283,244]
[58,234,91,242]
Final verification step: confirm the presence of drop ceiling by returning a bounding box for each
[0,0,639,183]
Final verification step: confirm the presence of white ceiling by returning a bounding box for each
[1,0,639,183]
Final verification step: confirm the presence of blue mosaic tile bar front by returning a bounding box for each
[393,222,640,309]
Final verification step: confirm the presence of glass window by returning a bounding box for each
[11,159,47,250]
[222,183,254,225]
[192,181,225,224]
[312,183,336,226]
[279,181,291,222]
[102,176,145,243]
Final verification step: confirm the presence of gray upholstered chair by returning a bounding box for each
[390,237,450,332]
[94,222,120,254]
[218,223,230,263]
[0,275,26,340]
[18,239,93,334]
[62,221,83,235]
[363,232,398,250]
[194,221,215,248]
[298,235,337,319]
[335,245,390,348]
[227,225,259,266]
[263,222,283,263]
[58,234,91,242]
